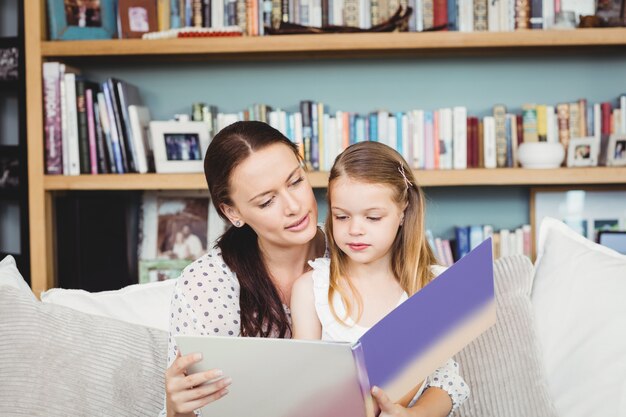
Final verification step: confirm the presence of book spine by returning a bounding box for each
[170,0,181,28]
[60,69,69,175]
[522,104,538,143]
[473,0,488,31]
[159,0,172,30]
[452,107,467,169]
[64,74,81,175]
[529,0,542,29]
[344,0,360,27]
[85,88,99,175]
[300,101,313,169]
[493,104,507,167]
[446,0,457,30]
[97,92,117,174]
[117,82,140,173]
[193,0,204,26]
[92,103,109,174]
[454,226,470,259]
[423,0,434,29]
[74,78,90,174]
[555,102,569,145]
[536,104,547,141]
[483,116,496,168]
[568,101,580,139]
[578,98,587,137]
[102,82,125,173]
[311,102,319,170]
[43,62,63,175]
[433,0,448,28]
[515,0,530,29]
[107,80,131,173]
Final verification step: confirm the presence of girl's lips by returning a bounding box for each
[286,213,309,231]
[348,243,370,251]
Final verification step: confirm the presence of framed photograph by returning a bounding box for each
[118,0,158,39]
[567,136,598,167]
[607,135,626,166]
[0,47,18,81]
[530,186,626,256]
[0,152,19,189]
[46,0,117,40]
[150,121,210,173]
[138,259,191,284]
[595,0,625,25]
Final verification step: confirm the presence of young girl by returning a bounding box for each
[291,141,469,417]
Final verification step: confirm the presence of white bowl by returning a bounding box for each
[517,142,565,169]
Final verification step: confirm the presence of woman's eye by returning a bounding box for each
[290,176,304,187]
[259,197,274,208]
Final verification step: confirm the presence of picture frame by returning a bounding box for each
[46,0,118,41]
[0,47,19,81]
[138,258,191,284]
[530,186,626,257]
[150,121,210,174]
[140,190,211,262]
[607,135,626,166]
[566,136,598,167]
[118,0,158,39]
[0,152,20,189]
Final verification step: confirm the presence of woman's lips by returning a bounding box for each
[286,213,309,231]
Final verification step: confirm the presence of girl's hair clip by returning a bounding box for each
[398,164,413,190]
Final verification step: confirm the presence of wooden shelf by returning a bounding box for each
[40,28,626,61]
[43,167,626,190]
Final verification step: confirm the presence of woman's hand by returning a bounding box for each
[372,386,430,417]
[165,351,232,417]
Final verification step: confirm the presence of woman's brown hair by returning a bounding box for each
[325,141,438,325]
[204,121,301,338]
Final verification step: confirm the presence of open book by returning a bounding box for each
[176,238,495,417]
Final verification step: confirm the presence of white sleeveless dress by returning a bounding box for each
[308,257,462,410]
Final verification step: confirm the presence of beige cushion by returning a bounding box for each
[0,285,167,417]
[455,255,558,417]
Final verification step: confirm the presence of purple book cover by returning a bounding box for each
[43,62,62,175]
[355,238,495,402]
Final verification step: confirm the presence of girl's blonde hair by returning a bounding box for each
[325,141,438,325]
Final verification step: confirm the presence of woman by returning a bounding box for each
[162,121,326,417]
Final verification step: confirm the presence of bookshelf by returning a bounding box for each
[0,2,28,282]
[25,0,626,296]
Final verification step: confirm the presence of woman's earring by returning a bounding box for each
[234,221,241,227]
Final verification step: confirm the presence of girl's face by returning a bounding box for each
[330,177,405,267]
[224,143,318,248]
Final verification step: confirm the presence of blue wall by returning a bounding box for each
[80,51,626,238]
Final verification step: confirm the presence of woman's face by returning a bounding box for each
[223,143,318,248]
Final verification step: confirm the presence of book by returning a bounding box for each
[176,239,495,417]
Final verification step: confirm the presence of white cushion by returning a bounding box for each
[531,217,626,417]
[41,278,176,331]
[0,255,36,301]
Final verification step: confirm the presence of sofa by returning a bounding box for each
[0,217,624,417]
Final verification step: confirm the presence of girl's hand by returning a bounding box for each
[165,351,232,417]
[372,386,430,417]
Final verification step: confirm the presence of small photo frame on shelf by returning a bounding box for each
[567,136,598,167]
[150,121,210,174]
[0,153,19,189]
[46,0,118,40]
[118,0,158,39]
[607,135,626,166]
[531,186,626,255]
[138,258,191,284]
[0,47,19,81]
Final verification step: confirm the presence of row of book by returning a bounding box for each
[428,224,532,266]
[43,62,157,175]
[190,97,626,173]
[154,0,593,37]
[42,60,626,175]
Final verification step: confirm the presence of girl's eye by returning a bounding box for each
[334,215,348,221]
[290,176,304,187]
[259,197,274,208]
[367,217,381,222]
